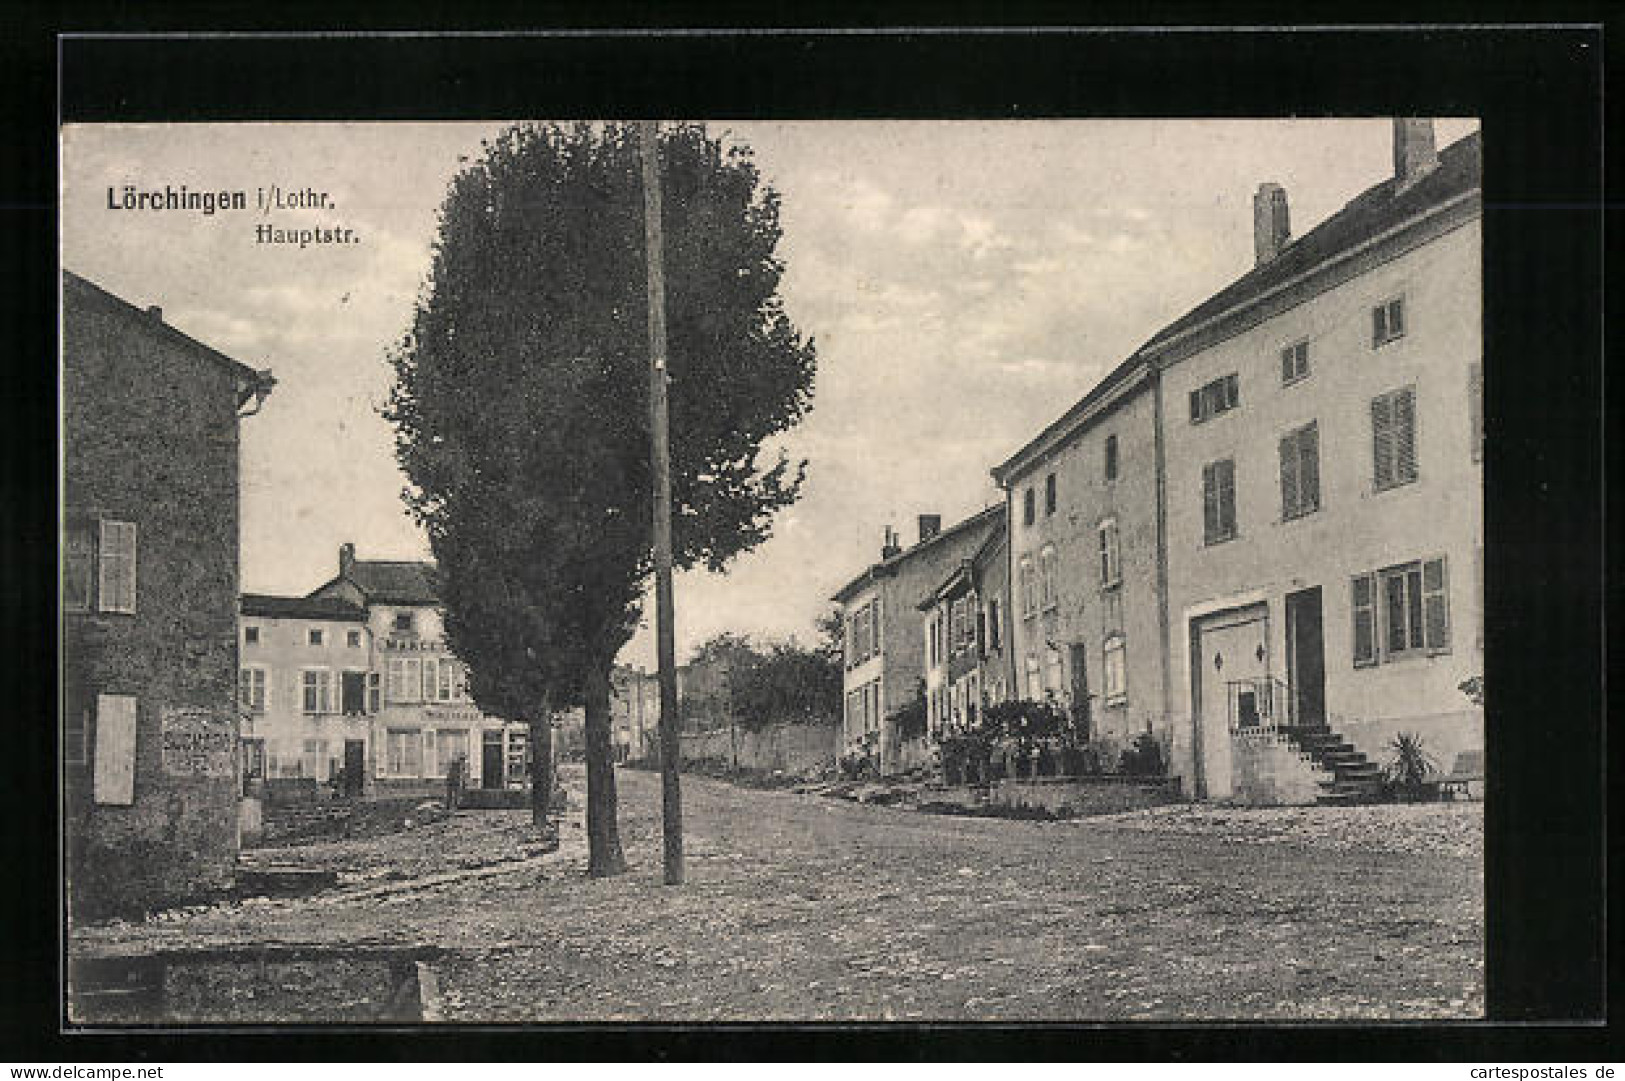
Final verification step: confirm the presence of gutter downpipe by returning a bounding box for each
[1149,358,1180,798]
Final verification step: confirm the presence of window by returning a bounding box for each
[1044,645,1063,695]
[1372,387,1418,491]
[1039,546,1057,611]
[241,738,265,783]
[1352,557,1449,666]
[239,667,267,714]
[987,599,1001,651]
[1281,339,1310,384]
[393,611,414,634]
[1372,296,1406,347]
[1279,422,1322,520]
[301,739,330,782]
[1098,518,1122,587]
[97,520,137,614]
[1468,364,1483,463]
[1024,654,1041,700]
[440,730,470,775]
[367,671,381,713]
[64,523,94,612]
[387,657,422,703]
[1023,487,1035,526]
[1103,635,1127,705]
[1189,373,1239,424]
[1104,434,1119,482]
[244,626,260,645]
[1044,473,1056,516]
[347,629,362,648]
[1020,556,1037,618]
[1202,459,1237,545]
[308,628,324,646]
[341,671,367,715]
[93,693,137,805]
[386,728,423,777]
[301,669,335,714]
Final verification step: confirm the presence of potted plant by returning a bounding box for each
[1384,731,1439,802]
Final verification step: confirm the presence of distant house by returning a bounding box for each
[269,543,532,791]
[832,507,1004,775]
[62,270,274,918]
[918,506,1011,741]
[610,664,660,762]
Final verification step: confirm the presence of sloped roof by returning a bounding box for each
[832,503,1005,604]
[63,270,275,396]
[1136,130,1482,357]
[993,130,1481,486]
[241,593,367,621]
[310,560,441,606]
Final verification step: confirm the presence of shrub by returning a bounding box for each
[1119,731,1166,777]
[1383,731,1439,801]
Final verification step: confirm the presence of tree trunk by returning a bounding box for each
[582,660,627,876]
[529,714,553,832]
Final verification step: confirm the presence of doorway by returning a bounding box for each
[482,732,505,790]
[342,740,365,797]
[1190,603,1270,799]
[1285,587,1326,729]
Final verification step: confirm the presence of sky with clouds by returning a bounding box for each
[61,117,1478,667]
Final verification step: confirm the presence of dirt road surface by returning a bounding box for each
[73,765,1483,1022]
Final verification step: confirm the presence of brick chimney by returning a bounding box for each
[1393,118,1439,193]
[1252,182,1291,266]
[339,542,356,578]
[881,526,901,560]
[917,514,942,544]
[145,305,163,323]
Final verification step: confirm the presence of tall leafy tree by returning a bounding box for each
[386,122,815,876]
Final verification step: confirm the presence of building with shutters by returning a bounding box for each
[918,507,1012,743]
[985,120,1483,802]
[239,544,529,794]
[62,270,275,919]
[832,506,1004,775]
[1152,121,1483,801]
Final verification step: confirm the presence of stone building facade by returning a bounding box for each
[919,507,1011,741]
[62,270,274,918]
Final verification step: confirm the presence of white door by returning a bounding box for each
[1194,605,1270,799]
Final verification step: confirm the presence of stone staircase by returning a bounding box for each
[1284,722,1385,804]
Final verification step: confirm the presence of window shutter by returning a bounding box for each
[1423,557,1450,651]
[1189,389,1201,423]
[1468,364,1483,462]
[1394,388,1417,483]
[98,520,137,613]
[1201,463,1217,542]
[93,694,137,805]
[1351,574,1377,666]
[1218,460,1236,538]
[1389,299,1405,337]
[1279,432,1299,519]
[1372,394,1395,489]
[64,525,94,611]
[1300,424,1321,512]
[1372,306,1386,347]
[870,598,881,658]
[1225,374,1239,410]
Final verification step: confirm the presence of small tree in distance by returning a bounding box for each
[386,122,816,876]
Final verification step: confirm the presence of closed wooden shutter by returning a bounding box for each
[93,693,137,805]
[1189,389,1202,423]
[97,520,137,613]
[1351,574,1377,666]
[1279,432,1300,519]
[1202,463,1219,542]
[1299,424,1320,512]
[1217,459,1236,538]
[1372,394,1395,489]
[1423,557,1450,651]
[1393,388,1417,483]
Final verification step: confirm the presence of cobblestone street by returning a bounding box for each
[75,765,1484,1022]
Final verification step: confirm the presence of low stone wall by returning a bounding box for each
[918,776,1182,818]
[680,721,838,776]
[249,796,449,848]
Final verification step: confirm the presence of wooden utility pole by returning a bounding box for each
[639,119,684,886]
